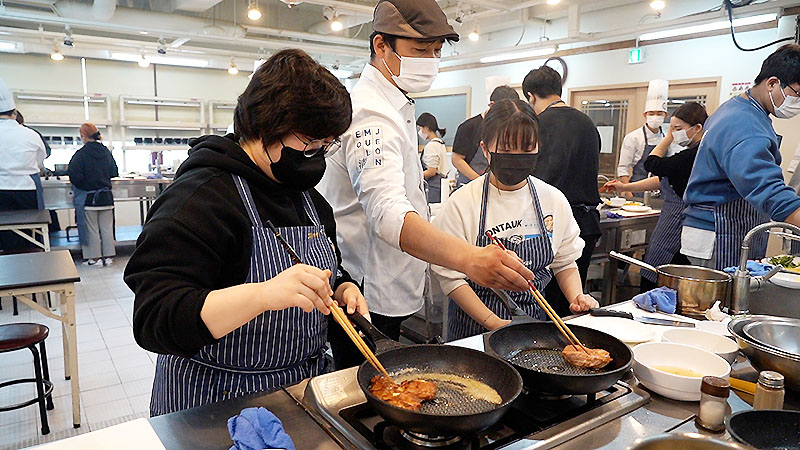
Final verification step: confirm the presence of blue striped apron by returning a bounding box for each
[149,174,336,416]
[447,176,552,341]
[630,126,662,184]
[706,198,770,271]
[642,177,685,283]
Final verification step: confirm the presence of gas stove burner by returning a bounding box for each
[401,430,462,447]
[528,392,572,401]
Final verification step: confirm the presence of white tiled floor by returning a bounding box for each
[0,248,156,449]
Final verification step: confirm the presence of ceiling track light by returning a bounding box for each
[228,58,239,75]
[247,0,262,21]
[157,36,166,55]
[50,43,64,61]
[468,24,479,41]
[63,25,74,47]
[650,0,665,10]
[330,11,343,32]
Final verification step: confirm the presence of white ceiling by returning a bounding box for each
[0,0,797,74]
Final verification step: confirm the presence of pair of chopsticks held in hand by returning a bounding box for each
[265,221,391,379]
[485,231,589,354]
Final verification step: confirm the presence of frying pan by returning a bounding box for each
[484,289,632,395]
[348,313,523,436]
[726,410,800,449]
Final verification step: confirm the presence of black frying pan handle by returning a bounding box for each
[491,288,530,320]
[345,312,405,353]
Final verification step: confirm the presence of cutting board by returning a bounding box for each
[34,418,166,450]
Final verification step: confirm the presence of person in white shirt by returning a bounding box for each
[432,99,599,341]
[0,78,47,253]
[319,0,535,340]
[416,112,449,203]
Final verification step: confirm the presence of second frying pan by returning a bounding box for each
[485,289,632,395]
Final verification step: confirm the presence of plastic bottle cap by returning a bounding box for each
[701,376,730,398]
[758,371,785,389]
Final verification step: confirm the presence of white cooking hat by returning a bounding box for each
[645,79,668,113]
[0,78,15,112]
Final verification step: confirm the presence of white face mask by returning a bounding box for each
[382,50,440,93]
[671,128,695,147]
[646,115,665,129]
[418,129,428,140]
[769,83,800,119]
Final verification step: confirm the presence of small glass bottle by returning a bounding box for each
[695,376,731,432]
[753,371,785,410]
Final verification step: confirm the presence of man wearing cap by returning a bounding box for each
[320,0,535,342]
[0,78,47,253]
[616,80,680,197]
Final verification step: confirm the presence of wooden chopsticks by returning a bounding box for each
[328,302,391,379]
[485,231,589,354]
[265,220,392,379]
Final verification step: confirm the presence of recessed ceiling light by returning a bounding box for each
[650,0,666,10]
[247,0,262,21]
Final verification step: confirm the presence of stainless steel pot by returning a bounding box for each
[610,252,731,318]
[629,432,751,450]
[729,316,800,392]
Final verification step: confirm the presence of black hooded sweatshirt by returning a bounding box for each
[124,134,354,358]
[67,141,119,206]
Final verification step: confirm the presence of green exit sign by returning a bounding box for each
[628,48,644,64]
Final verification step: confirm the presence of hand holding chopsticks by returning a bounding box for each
[484,231,589,354]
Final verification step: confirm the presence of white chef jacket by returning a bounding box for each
[616,125,683,177]
[0,118,46,190]
[421,139,449,176]
[431,175,583,296]
[318,64,429,317]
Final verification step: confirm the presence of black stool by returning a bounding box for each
[0,323,55,435]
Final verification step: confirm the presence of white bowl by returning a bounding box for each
[632,342,731,401]
[696,321,733,338]
[662,328,739,364]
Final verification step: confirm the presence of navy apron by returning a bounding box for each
[73,186,112,246]
[707,198,770,271]
[630,126,662,184]
[448,176,553,341]
[425,138,445,203]
[149,174,336,416]
[30,174,44,209]
[642,177,685,283]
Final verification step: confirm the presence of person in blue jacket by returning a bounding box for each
[681,44,800,270]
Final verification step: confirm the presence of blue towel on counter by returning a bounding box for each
[228,407,295,450]
[605,211,623,219]
[723,260,774,277]
[633,287,677,314]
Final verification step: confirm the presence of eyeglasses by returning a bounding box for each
[786,84,800,98]
[289,133,342,157]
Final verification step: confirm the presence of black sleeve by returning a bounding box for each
[643,150,695,178]
[34,129,51,158]
[109,153,119,178]
[452,120,476,160]
[125,179,248,358]
[67,151,86,190]
[309,189,355,290]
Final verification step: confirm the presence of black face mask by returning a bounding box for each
[268,145,327,191]
[489,152,538,186]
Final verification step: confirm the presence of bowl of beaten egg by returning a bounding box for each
[633,342,731,401]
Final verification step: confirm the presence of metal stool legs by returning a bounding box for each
[29,345,51,435]
[39,340,55,410]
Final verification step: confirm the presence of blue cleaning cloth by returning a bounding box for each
[228,407,295,450]
[606,211,623,219]
[723,260,774,277]
[633,286,677,314]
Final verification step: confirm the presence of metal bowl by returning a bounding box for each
[728,316,800,391]
[742,319,800,358]
[629,432,750,450]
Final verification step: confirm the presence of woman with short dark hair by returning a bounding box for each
[416,112,449,203]
[124,49,368,416]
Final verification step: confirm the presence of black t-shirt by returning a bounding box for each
[452,114,483,162]
[531,106,602,236]
[643,142,699,198]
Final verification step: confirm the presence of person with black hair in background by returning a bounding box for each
[0,78,47,253]
[68,123,119,266]
[452,85,520,188]
[523,66,602,316]
[417,112,449,203]
[682,44,800,270]
[432,100,598,341]
[124,49,368,415]
[602,102,708,291]
[320,0,535,343]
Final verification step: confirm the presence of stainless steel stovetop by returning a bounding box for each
[303,367,649,449]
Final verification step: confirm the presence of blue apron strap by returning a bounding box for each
[231,174,263,227]
[526,176,550,244]
[477,175,492,239]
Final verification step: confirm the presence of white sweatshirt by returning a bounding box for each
[431,175,584,296]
